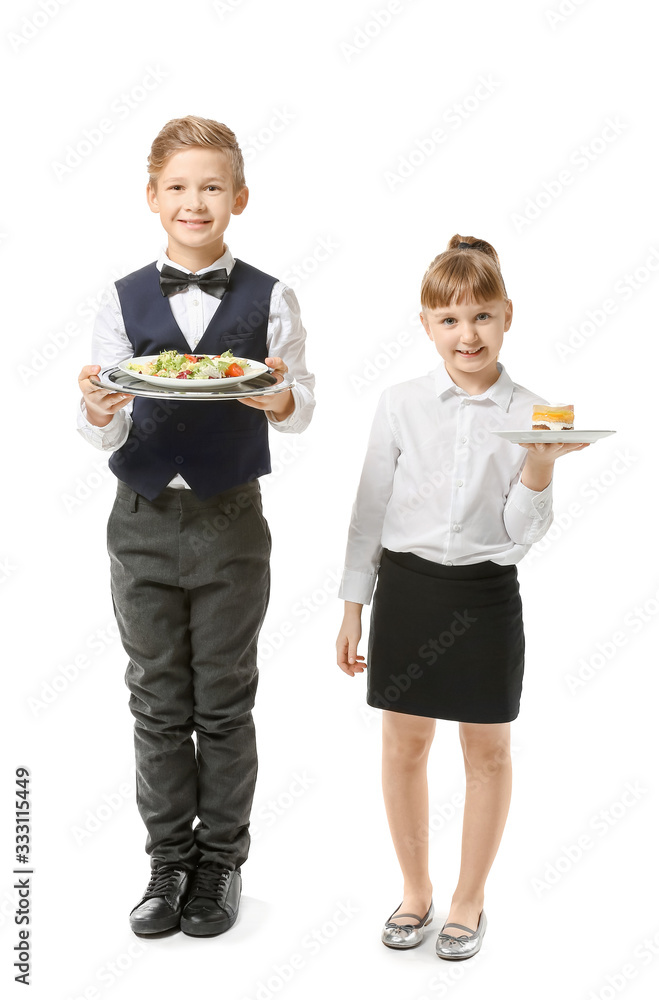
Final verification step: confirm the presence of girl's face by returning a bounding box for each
[420,297,513,389]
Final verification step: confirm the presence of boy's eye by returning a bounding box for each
[476,313,490,320]
[442,318,457,325]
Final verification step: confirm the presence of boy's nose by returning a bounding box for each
[184,192,205,210]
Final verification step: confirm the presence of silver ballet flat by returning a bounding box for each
[435,910,487,960]
[382,901,434,949]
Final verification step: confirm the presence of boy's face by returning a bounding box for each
[420,297,513,386]
[146,146,248,267]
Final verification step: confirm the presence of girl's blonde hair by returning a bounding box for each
[421,234,508,309]
[147,115,245,192]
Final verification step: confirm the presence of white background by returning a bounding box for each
[2,1,657,998]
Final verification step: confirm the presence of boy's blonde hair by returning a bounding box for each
[147,115,245,193]
[421,234,508,309]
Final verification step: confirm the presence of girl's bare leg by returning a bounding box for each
[381,710,436,924]
[442,721,512,934]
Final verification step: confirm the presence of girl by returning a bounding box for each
[335,235,588,960]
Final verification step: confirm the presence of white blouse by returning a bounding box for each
[338,362,554,606]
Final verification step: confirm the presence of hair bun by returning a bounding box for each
[449,234,500,266]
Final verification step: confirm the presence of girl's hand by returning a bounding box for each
[237,356,295,421]
[336,606,367,677]
[519,441,590,490]
[519,441,591,462]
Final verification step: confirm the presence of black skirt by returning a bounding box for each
[367,549,525,723]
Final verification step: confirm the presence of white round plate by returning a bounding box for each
[117,355,269,389]
[493,430,616,444]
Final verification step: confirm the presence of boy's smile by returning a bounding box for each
[420,297,513,394]
[146,146,248,271]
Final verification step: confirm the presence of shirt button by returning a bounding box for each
[462,436,468,443]
[463,399,471,406]
[456,480,464,487]
[177,423,186,432]
[538,501,545,508]
[445,560,453,567]
[453,523,462,532]
[192,299,199,306]
[175,456,184,465]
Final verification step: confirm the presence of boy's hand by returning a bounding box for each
[336,604,367,677]
[238,356,295,421]
[78,364,135,428]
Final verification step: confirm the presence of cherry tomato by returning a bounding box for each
[226,363,244,377]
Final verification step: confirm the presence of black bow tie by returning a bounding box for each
[159,263,230,299]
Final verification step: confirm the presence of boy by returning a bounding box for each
[76,116,315,937]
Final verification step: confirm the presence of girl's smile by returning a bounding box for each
[456,345,485,356]
[420,297,513,394]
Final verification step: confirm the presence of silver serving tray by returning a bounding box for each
[90,366,296,401]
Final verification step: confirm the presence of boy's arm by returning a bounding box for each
[247,283,315,433]
[76,286,135,452]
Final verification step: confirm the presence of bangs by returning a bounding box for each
[421,254,507,310]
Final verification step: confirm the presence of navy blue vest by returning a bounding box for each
[108,258,277,500]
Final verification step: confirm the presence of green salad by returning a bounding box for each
[126,349,251,380]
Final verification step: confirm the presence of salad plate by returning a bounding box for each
[90,366,296,401]
[118,350,269,389]
[493,430,615,444]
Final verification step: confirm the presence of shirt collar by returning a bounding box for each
[433,361,514,411]
[156,244,235,275]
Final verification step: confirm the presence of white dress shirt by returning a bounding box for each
[77,246,315,488]
[339,362,554,606]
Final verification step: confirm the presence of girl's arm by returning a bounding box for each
[520,441,590,491]
[336,601,365,676]
[338,389,401,607]
[336,391,400,675]
[503,441,590,545]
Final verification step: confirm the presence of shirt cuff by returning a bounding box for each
[508,478,553,519]
[77,399,129,451]
[338,569,378,606]
[265,384,312,433]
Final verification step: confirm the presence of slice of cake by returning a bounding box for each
[532,404,574,431]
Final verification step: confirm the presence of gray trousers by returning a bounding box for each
[106,478,271,869]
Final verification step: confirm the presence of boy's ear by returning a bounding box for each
[231,186,249,216]
[146,182,160,213]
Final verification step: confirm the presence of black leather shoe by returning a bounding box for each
[129,860,190,935]
[180,864,241,937]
